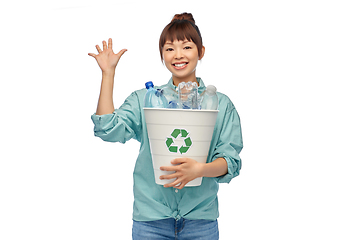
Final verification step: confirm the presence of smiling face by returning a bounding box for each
[162,39,205,86]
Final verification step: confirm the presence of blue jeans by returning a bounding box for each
[132,218,219,240]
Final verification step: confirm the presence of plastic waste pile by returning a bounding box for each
[144,81,218,110]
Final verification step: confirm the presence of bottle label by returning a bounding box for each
[165,129,192,154]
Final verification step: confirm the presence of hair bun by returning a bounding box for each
[171,12,195,24]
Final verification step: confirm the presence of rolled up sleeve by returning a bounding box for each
[91,92,142,143]
[212,102,243,184]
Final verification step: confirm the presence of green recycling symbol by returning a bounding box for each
[166,129,192,154]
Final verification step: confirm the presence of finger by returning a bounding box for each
[174,182,186,190]
[103,40,107,50]
[108,38,112,49]
[96,45,102,53]
[160,172,180,180]
[160,166,172,171]
[169,177,187,189]
[117,49,128,58]
[160,165,179,172]
[164,178,182,188]
[88,53,97,58]
[171,158,187,165]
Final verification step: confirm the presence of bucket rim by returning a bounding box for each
[143,107,219,113]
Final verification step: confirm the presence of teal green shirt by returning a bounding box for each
[91,78,243,221]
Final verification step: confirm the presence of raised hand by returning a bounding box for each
[88,38,127,73]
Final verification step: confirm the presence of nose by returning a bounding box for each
[175,49,183,60]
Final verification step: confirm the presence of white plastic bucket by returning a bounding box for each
[144,108,218,187]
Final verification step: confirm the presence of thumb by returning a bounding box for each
[117,49,128,58]
[88,53,97,58]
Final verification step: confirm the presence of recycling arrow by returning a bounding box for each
[166,138,174,147]
[181,129,189,137]
[165,129,192,154]
[171,129,181,138]
[179,146,190,154]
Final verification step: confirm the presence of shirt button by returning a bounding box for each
[175,189,179,193]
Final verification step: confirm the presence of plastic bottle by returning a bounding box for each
[160,86,179,109]
[178,81,199,109]
[200,85,218,110]
[144,81,168,108]
[167,100,180,109]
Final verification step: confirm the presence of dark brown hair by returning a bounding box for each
[159,12,203,61]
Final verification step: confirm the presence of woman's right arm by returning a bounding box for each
[88,38,127,115]
[96,70,116,115]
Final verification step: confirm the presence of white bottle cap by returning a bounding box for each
[206,85,217,94]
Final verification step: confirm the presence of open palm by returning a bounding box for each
[88,38,127,73]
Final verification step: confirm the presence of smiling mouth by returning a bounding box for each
[173,62,188,69]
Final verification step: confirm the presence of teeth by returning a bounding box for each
[175,63,187,67]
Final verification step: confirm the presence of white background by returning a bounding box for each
[1,0,359,239]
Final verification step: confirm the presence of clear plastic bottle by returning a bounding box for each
[178,81,199,109]
[167,100,180,109]
[200,85,218,110]
[160,86,179,109]
[144,81,168,108]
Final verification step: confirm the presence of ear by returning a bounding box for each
[199,46,205,60]
[161,53,165,65]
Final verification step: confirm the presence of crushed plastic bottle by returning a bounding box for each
[200,85,218,110]
[178,81,199,109]
[144,81,168,108]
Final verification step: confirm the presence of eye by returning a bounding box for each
[166,48,174,51]
[184,46,192,50]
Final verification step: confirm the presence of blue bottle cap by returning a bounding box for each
[145,81,154,89]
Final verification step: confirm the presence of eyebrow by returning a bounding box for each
[164,40,191,45]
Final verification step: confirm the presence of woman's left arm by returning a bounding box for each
[202,157,228,178]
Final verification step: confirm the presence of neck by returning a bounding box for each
[172,73,198,87]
